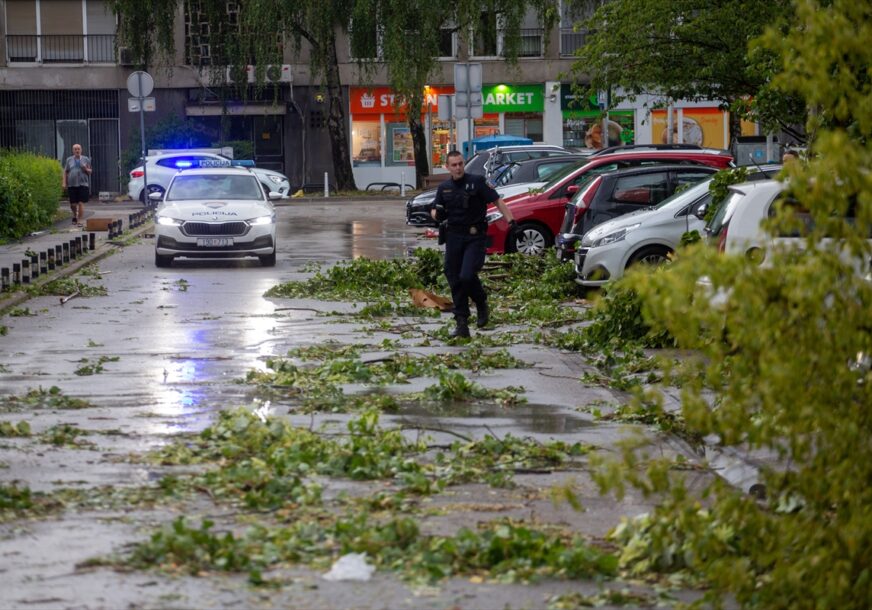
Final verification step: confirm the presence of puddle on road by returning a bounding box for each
[393,401,592,435]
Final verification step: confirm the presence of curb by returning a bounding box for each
[0,222,154,316]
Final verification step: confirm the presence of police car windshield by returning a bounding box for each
[167,175,264,201]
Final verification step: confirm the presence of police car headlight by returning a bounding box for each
[249,215,275,226]
[485,211,503,224]
[267,175,284,185]
[156,216,183,227]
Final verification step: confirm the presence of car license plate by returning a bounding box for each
[196,237,234,247]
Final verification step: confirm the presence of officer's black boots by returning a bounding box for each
[449,317,471,338]
[476,300,489,328]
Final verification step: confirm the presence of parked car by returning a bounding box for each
[405,144,572,227]
[572,178,714,288]
[699,178,871,309]
[129,152,291,202]
[484,148,735,255]
[153,164,280,268]
[557,165,781,276]
[492,155,588,188]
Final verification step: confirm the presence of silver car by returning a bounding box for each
[574,179,713,287]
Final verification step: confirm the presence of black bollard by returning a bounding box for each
[21,259,30,284]
[89,232,96,250]
[1,267,9,291]
[30,254,39,279]
[80,234,88,253]
[62,243,69,264]
[68,240,77,260]
[40,251,47,275]
[129,214,134,229]
[75,236,83,256]
[12,262,21,285]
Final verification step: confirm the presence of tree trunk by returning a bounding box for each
[406,95,430,189]
[324,31,356,191]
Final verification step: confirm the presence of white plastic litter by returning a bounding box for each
[322,552,376,582]
[252,400,273,423]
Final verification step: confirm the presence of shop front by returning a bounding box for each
[649,107,729,148]
[479,84,544,141]
[560,85,635,150]
[349,86,453,188]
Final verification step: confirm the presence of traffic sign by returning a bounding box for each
[454,63,482,94]
[126,71,154,98]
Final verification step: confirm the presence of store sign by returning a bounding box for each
[560,84,599,114]
[350,86,454,114]
[481,84,543,112]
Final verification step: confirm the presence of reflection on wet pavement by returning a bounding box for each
[395,401,593,435]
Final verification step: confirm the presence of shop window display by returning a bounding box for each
[353,120,382,166]
[386,122,414,166]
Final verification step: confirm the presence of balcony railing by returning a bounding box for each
[560,27,589,57]
[516,28,543,58]
[6,34,117,64]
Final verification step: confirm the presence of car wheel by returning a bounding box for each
[513,223,552,256]
[155,252,173,268]
[141,184,165,204]
[259,250,277,267]
[627,246,672,268]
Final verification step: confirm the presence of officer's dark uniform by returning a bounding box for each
[432,172,500,330]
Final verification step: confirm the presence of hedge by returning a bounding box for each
[0,150,63,240]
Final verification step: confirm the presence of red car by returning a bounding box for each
[485,146,734,254]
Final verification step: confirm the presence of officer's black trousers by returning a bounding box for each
[443,231,487,320]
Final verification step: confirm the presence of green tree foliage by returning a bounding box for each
[109,0,178,69]
[0,151,63,239]
[592,1,872,606]
[566,0,801,141]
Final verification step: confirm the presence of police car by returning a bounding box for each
[153,159,279,267]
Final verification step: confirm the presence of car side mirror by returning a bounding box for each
[268,192,283,201]
[148,191,164,201]
[694,202,709,219]
[566,184,580,196]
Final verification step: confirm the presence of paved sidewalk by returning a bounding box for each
[0,200,151,311]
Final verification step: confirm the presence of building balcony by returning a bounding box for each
[6,34,117,64]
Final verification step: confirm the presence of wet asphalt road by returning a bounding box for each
[0,199,711,609]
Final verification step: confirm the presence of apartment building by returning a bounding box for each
[0,0,739,192]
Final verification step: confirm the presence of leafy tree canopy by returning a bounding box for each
[593,1,872,606]
[566,0,802,136]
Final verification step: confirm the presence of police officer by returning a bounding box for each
[431,150,515,338]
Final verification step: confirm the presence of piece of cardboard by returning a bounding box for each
[85,218,113,231]
[409,288,453,312]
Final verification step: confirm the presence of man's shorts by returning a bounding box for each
[68,185,90,205]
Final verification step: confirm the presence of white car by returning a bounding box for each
[574,178,713,287]
[129,152,290,202]
[153,166,279,267]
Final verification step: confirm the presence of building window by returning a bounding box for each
[560,0,600,57]
[472,11,500,57]
[352,120,382,167]
[5,0,116,64]
[438,26,456,58]
[505,114,543,142]
[385,122,414,167]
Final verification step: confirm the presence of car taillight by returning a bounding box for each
[130,169,144,178]
[718,223,729,253]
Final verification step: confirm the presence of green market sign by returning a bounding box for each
[482,84,544,112]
